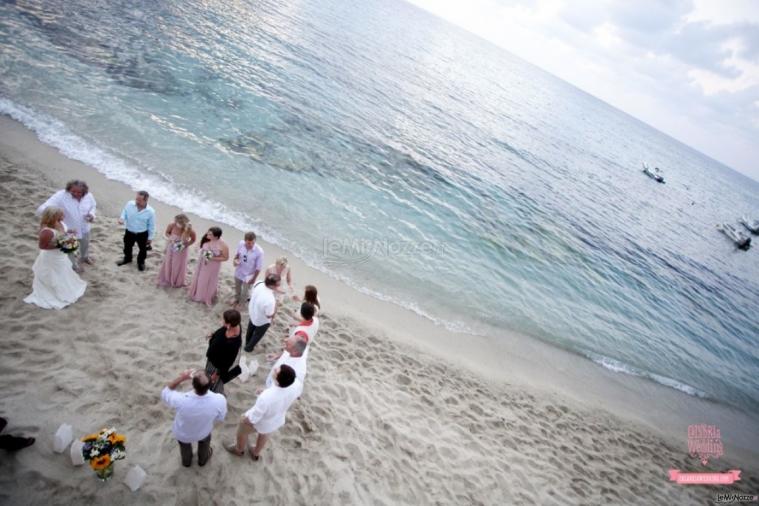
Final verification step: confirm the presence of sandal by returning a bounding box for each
[224,443,244,457]
[248,446,260,461]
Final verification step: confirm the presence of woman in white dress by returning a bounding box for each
[24,207,87,309]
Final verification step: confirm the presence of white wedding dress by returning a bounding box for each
[24,227,87,309]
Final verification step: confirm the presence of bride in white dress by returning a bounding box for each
[24,207,86,309]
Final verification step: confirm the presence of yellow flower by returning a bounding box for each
[90,454,111,470]
[108,434,126,445]
[81,433,99,443]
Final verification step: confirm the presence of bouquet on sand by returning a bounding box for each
[81,428,126,480]
[57,234,79,255]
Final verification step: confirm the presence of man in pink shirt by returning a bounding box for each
[231,232,264,307]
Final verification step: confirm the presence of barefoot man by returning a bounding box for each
[225,364,300,460]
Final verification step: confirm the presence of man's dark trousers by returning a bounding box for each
[123,230,149,266]
[178,433,211,467]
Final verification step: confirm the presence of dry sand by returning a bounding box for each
[0,137,758,505]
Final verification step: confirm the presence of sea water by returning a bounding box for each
[1,0,758,414]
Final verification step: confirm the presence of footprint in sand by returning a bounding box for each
[395,374,411,386]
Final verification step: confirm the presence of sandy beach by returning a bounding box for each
[0,116,757,505]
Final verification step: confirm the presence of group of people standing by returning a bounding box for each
[25,180,324,465]
[25,180,94,309]
[154,208,294,309]
[26,182,159,309]
[159,242,321,464]
[162,285,320,465]
[26,181,296,311]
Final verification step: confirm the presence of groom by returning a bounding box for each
[37,180,96,271]
[117,191,156,271]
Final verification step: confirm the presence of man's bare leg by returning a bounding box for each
[249,433,270,460]
[235,417,255,452]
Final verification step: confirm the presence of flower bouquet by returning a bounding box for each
[202,249,214,264]
[81,428,126,481]
[173,240,185,252]
[58,235,80,255]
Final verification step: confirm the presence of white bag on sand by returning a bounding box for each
[123,465,146,492]
[53,424,73,453]
[238,357,250,383]
[70,440,85,466]
[238,357,259,383]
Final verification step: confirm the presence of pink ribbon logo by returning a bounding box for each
[668,469,741,485]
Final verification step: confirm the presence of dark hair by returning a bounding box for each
[300,302,315,321]
[65,180,87,194]
[265,273,281,288]
[304,285,319,308]
[137,190,149,200]
[244,231,256,241]
[193,372,211,395]
[223,309,241,327]
[276,364,296,388]
[200,227,223,247]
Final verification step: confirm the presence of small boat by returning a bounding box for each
[717,223,751,250]
[642,162,665,183]
[740,216,759,235]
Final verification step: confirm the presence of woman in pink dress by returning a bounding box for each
[188,227,229,306]
[157,214,197,288]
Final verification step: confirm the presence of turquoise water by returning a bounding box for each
[1,0,758,413]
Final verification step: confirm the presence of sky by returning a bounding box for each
[406,0,759,181]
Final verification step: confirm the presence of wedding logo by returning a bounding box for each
[688,424,724,465]
[669,424,742,486]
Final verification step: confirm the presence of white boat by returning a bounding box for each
[642,162,665,184]
[717,223,751,250]
[740,216,759,235]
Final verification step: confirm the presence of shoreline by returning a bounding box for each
[3,112,759,464]
[2,114,758,462]
[2,111,759,447]
[0,114,758,503]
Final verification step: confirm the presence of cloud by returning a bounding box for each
[736,23,759,60]
[661,22,742,78]
[606,0,693,34]
[406,0,759,179]
[557,1,755,79]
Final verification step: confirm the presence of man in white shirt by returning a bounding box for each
[265,333,308,389]
[37,180,96,270]
[244,273,280,352]
[161,369,227,467]
[225,364,301,461]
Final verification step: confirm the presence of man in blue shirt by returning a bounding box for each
[117,191,156,271]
